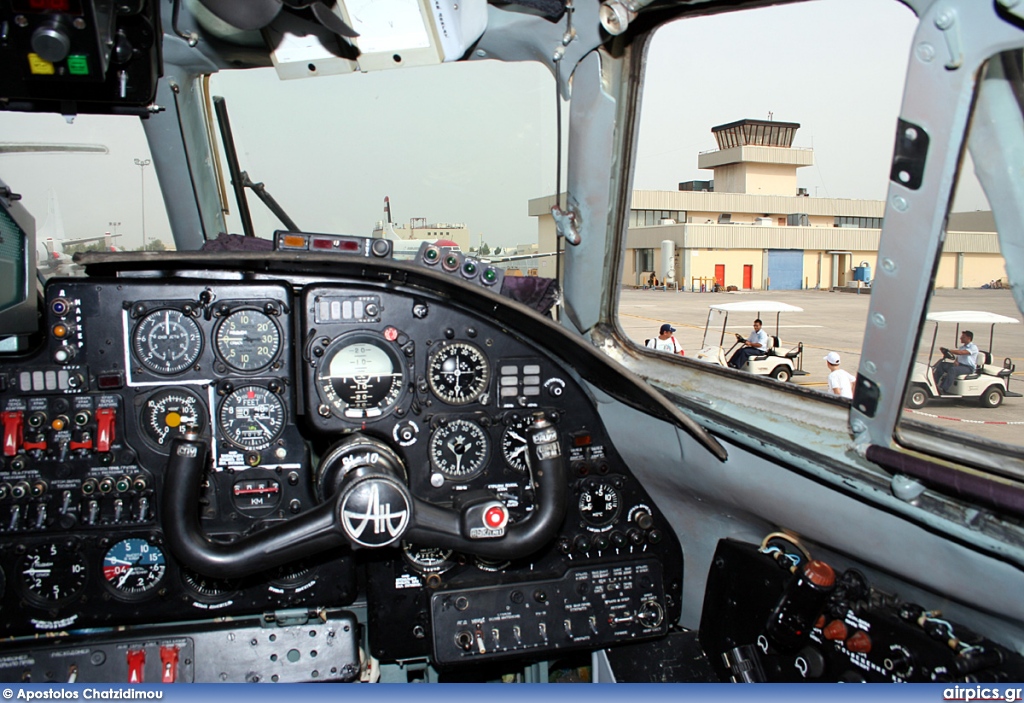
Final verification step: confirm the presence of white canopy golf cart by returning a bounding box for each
[906,310,1021,408]
[692,301,808,382]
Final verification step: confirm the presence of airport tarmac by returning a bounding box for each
[617,286,1024,445]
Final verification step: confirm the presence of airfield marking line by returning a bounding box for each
[903,408,1024,425]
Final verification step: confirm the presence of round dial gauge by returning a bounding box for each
[428,342,490,405]
[102,538,166,597]
[214,309,282,373]
[501,415,534,473]
[181,569,238,600]
[429,418,490,479]
[402,543,455,574]
[579,481,621,528]
[132,309,203,375]
[18,542,87,605]
[141,388,206,449]
[316,334,405,419]
[218,385,286,450]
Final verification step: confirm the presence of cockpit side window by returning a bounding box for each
[615,0,916,405]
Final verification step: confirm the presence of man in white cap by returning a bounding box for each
[646,323,683,355]
[824,351,856,399]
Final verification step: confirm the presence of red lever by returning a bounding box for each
[2,411,23,457]
[127,648,145,683]
[96,407,115,453]
[160,646,179,683]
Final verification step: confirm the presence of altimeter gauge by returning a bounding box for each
[141,388,206,449]
[428,342,490,405]
[316,333,406,419]
[214,308,282,373]
[131,308,203,374]
[218,385,286,450]
[102,538,166,597]
[19,542,87,606]
[429,418,490,479]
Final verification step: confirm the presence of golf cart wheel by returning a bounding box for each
[770,366,792,382]
[980,386,1004,408]
[906,385,928,409]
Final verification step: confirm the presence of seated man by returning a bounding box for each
[934,330,979,395]
[728,318,768,369]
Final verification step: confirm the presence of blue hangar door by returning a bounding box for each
[767,249,804,290]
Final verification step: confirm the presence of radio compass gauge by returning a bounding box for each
[501,415,535,473]
[18,542,87,606]
[141,388,206,449]
[428,342,490,405]
[218,385,285,451]
[214,308,282,373]
[131,308,203,375]
[579,480,621,528]
[316,333,406,419]
[429,418,490,479]
[102,538,167,598]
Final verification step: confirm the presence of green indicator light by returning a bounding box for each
[424,248,439,261]
[67,55,89,75]
[444,255,458,268]
[482,269,497,283]
[463,262,477,276]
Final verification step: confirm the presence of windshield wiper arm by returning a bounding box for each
[213,95,300,236]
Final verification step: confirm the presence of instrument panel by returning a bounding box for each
[0,271,684,676]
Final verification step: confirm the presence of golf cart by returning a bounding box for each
[692,301,808,382]
[905,310,1021,409]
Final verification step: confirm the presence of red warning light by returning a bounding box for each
[384,327,399,342]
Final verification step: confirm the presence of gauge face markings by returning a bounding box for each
[316,334,405,419]
[102,538,166,597]
[428,342,490,405]
[429,418,490,479]
[19,543,87,605]
[141,388,206,449]
[132,308,203,374]
[401,543,455,574]
[501,415,534,472]
[218,385,286,450]
[578,480,621,528]
[215,308,282,372]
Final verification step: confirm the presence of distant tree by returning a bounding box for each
[146,239,167,252]
[480,243,491,256]
[493,246,502,255]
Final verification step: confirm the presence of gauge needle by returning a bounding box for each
[508,445,527,459]
[116,554,144,588]
[164,310,170,335]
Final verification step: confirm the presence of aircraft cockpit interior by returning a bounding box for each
[0,0,1023,685]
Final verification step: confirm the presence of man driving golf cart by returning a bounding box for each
[693,301,808,382]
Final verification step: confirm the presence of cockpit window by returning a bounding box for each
[0,111,166,281]
[897,53,1024,469]
[207,60,556,252]
[618,0,915,395]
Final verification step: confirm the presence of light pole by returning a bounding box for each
[134,158,151,249]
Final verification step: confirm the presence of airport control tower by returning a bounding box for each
[696,118,814,196]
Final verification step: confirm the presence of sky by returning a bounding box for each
[0,0,989,252]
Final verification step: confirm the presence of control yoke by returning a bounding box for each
[162,416,567,578]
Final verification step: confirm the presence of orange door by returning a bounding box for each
[743,265,753,289]
[714,265,725,288]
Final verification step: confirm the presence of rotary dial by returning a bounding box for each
[132,308,203,375]
[429,418,490,479]
[579,480,621,528]
[428,342,490,405]
[102,538,167,597]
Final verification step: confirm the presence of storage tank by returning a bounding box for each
[661,240,675,286]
